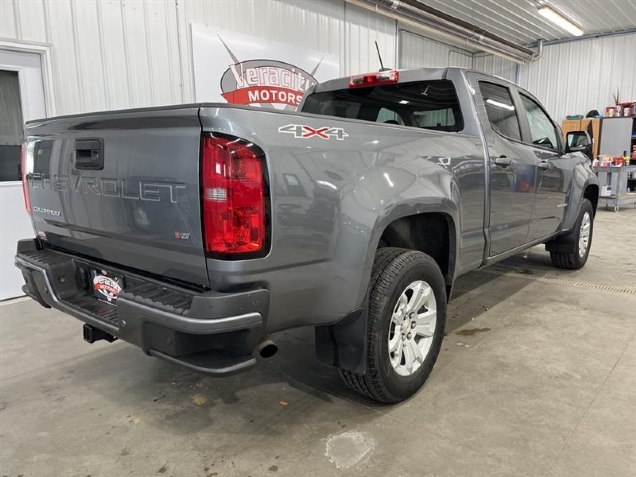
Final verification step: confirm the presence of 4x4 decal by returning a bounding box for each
[278,124,349,140]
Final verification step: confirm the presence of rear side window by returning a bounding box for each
[479,82,521,141]
[302,80,463,132]
[520,94,559,150]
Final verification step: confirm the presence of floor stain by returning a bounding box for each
[513,268,534,275]
[128,415,141,425]
[192,393,207,406]
[456,327,491,336]
[324,431,375,469]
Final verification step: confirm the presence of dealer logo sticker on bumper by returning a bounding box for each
[93,272,122,303]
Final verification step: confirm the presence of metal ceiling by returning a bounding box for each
[416,0,636,45]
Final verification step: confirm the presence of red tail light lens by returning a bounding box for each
[349,70,399,88]
[201,134,267,255]
[21,142,32,215]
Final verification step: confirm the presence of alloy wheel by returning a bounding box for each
[579,212,591,258]
[388,280,437,377]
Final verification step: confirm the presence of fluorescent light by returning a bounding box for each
[399,100,410,104]
[486,98,515,111]
[316,180,337,190]
[538,6,583,36]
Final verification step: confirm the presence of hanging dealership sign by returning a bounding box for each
[191,24,340,111]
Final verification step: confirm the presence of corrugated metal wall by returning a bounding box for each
[1,0,184,113]
[472,33,636,121]
[472,54,517,82]
[2,0,634,121]
[1,0,399,116]
[399,30,472,69]
[520,33,636,121]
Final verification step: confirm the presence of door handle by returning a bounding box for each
[537,161,551,170]
[74,138,104,170]
[493,155,512,167]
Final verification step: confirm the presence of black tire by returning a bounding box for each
[340,248,447,403]
[549,199,594,270]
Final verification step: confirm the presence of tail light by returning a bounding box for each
[21,141,32,215]
[201,134,268,256]
[349,70,399,88]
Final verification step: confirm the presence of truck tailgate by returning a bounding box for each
[23,106,209,288]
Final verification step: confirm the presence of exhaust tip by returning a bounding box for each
[257,339,278,359]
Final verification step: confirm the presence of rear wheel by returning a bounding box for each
[549,199,594,270]
[339,248,446,403]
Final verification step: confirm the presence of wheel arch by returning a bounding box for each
[376,212,457,297]
[315,208,459,374]
[562,165,599,231]
[583,183,599,216]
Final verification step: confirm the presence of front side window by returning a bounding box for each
[302,80,463,132]
[478,82,521,141]
[520,94,559,150]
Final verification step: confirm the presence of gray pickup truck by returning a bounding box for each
[16,67,598,403]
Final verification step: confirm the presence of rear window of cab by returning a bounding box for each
[302,80,463,133]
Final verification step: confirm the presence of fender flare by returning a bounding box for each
[315,203,460,373]
[546,177,598,253]
[561,164,599,233]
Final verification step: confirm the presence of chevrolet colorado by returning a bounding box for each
[16,67,598,403]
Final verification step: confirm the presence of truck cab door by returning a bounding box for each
[515,92,567,241]
[470,77,536,256]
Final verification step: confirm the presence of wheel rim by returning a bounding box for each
[388,280,437,377]
[579,212,591,258]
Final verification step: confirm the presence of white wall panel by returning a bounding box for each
[176,0,343,53]
[43,0,83,114]
[0,0,18,39]
[121,0,154,108]
[344,2,396,74]
[72,0,108,112]
[520,33,636,121]
[97,0,131,110]
[13,0,47,43]
[472,54,517,83]
[399,30,472,69]
[1,0,398,115]
[144,0,182,106]
[175,0,347,105]
[2,0,634,123]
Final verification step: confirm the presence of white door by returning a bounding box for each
[0,49,47,300]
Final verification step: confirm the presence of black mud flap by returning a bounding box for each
[545,228,578,253]
[315,309,366,374]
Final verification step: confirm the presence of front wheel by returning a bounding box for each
[339,248,446,403]
[549,199,594,270]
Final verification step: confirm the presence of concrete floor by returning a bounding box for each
[1,208,635,477]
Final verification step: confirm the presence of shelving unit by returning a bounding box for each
[594,165,636,211]
[630,119,636,191]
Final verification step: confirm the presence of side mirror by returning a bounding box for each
[566,131,591,153]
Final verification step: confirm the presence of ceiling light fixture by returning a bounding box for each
[538,5,584,36]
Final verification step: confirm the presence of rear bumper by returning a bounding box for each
[15,239,269,376]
